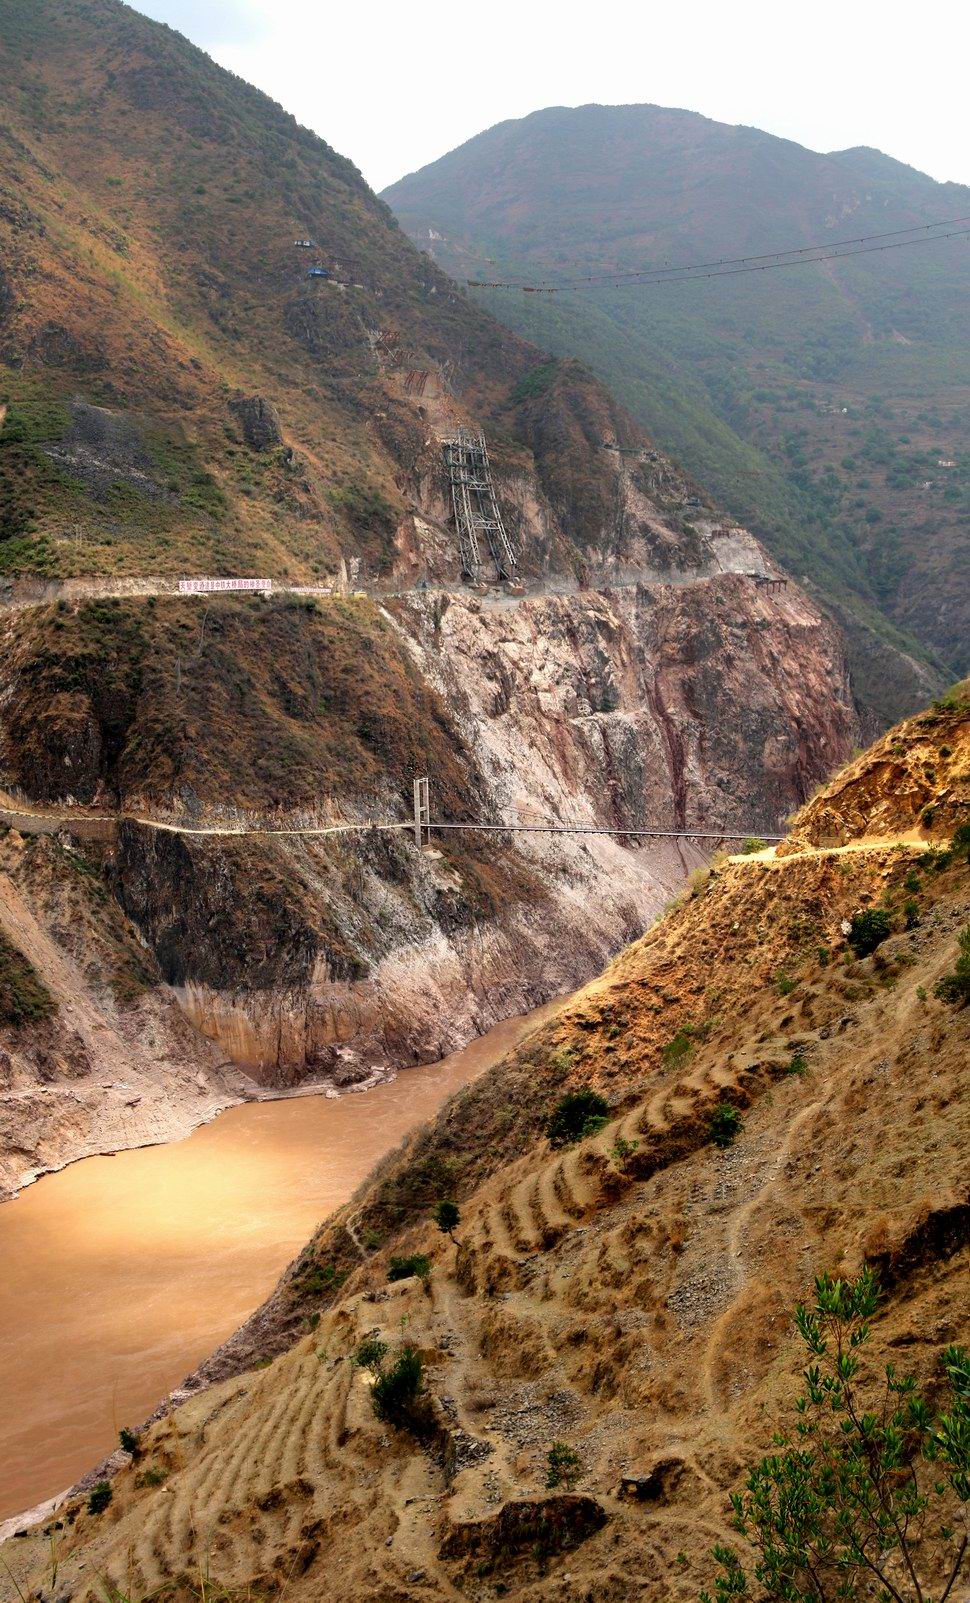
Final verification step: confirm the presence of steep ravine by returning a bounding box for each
[0,560,854,1195]
[90,571,855,1083]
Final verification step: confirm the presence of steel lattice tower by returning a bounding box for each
[442,428,517,582]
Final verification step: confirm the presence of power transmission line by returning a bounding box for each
[530,213,970,286]
[466,214,970,294]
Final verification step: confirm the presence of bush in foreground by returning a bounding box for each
[700,1270,970,1603]
[87,1480,112,1515]
[387,1253,431,1283]
[353,1335,388,1370]
[546,1441,583,1489]
[935,922,970,1006]
[847,908,891,957]
[709,1103,743,1149]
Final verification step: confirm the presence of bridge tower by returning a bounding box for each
[442,428,517,582]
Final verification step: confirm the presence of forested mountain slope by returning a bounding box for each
[385,103,970,724]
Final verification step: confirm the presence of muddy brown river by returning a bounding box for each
[0,1002,560,1522]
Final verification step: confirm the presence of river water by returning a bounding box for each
[0,1002,560,1522]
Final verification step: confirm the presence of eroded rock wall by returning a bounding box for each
[100,576,854,1079]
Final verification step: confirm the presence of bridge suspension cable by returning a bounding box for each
[411,777,783,844]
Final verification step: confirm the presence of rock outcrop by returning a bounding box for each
[229,394,284,451]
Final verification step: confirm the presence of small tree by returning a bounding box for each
[387,1253,432,1284]
[709,1103,743,1149]
[847,909,892,958]
[700,1270,970,1603]
[353,1335,388,1370]
[87,1481,112,1515]
[118,1427,140,1457]
[546,1441,583,1490]
[433,1199,461,1242]
[934,923,970,1006]
[371,1345,425,1429]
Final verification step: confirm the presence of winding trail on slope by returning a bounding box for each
[701,1097,824,1414]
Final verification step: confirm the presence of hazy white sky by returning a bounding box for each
[132,0,970,194]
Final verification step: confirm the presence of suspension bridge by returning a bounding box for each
[0,778,785,849]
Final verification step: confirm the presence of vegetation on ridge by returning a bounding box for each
[386,103,970,720]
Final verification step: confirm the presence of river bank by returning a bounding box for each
[0,998,562,1525]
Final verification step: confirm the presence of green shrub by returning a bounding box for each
[511,359,560,404]
[545,1441,582,1490]
[785,1052,808,1076]
[662,1027,696,1065]
[776,971,796,996]
[739,837,768,855]
[370,1345,424,1428]
[951,821,970,863]
[299,1260,348,1296]
[118,1427,140,1456]
[700,1271,970,1603]
[548,1047,576,1080]
[932,682,970,713]
[846,908,892,957]
[709,1103,743,1149]
[0,933,57,1028]
[387,1253,431,1283]
[546,1089,610,1147]
[433,1199,460,1241]
[87,1481,112,1515]
[136,1464,167,1488]
[353,1335,389,1370]
[934,923,970,1006]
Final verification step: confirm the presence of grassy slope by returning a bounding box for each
[0,0,645,587]
[384,104,970,715]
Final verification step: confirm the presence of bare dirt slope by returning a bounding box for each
[4,691,966,1600]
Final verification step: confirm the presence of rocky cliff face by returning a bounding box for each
[0,555,854,1186]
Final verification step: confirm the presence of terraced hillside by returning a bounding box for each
[5,688,965,1599]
